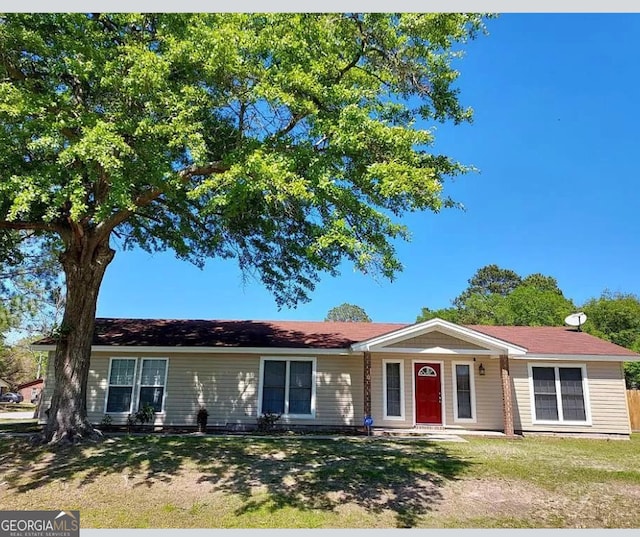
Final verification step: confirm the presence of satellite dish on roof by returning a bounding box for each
[565,312,587,331]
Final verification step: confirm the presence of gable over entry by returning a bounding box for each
[352,318,528,436]
[351,318,528,356]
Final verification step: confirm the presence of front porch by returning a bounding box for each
[354,319,527,437]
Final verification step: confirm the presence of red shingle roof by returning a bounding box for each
[34,317,639,357]
[36,318,405,349]
[467,325,638,356]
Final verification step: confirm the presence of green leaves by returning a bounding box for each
[60,121,133,175]
[325,303,372,322]
[580,291,640,388]
[418,265,575,326]
[0,13,488,307]
[582,291,640,352]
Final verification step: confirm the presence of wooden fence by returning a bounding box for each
[627,390,640,431]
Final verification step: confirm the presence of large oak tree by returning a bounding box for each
[0,13,487,443]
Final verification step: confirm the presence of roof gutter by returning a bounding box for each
[31,344,355,356]
[512,353,640,362]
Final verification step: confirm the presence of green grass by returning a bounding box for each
[0,419,39,431]
[448,435,640,487]
[0,434,638,529]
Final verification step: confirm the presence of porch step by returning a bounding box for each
[373,426,445,436]
[413,425,445,431]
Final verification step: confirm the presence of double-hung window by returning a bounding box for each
[106,357,168,414]
[452,362,476,422]
[530,365,589,424]
[383,360,404,420]
[138,359,168,412]
[106,358,137,413]
[260,358,315,417]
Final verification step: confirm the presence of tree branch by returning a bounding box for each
[237,101,246,145]
[178,161,228,179]
[0,57,27,82]
[337,43,365,82]
[94,161,228,242]
[335,14,367,83]
[270,112,306,141]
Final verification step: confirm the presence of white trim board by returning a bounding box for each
[351,318,527,355]
[372,347,497,355]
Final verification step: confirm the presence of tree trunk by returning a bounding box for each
[42,235,115,444]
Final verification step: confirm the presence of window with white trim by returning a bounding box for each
[138,359,168,412]
[532,365,587,423]
[260,359,315,417]
[106,358,136,413]
[452,362,476,422]
[106,357,168,414]
[383,360,404,419]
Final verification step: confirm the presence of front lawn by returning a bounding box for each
[0,419,39,431]
[0,434,638,528]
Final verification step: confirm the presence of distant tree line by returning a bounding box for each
[417,264,640,389]
[0,233,61,388]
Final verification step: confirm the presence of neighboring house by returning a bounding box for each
[0,378,10,395]
[35,317,640,437]
[16,379,44,404]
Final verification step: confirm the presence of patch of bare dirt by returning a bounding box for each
[434,478,640,528]
[437,478,554,519]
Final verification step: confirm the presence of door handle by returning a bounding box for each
[438,394,442,404]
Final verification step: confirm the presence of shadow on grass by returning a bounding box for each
[0,436,472,528]
[0,421,39,432]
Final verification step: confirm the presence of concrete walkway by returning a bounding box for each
[371,428,509,442]
[371,430,468,442]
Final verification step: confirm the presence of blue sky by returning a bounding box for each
[97,13,640,325]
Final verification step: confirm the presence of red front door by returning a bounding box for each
[415,362,442,424]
